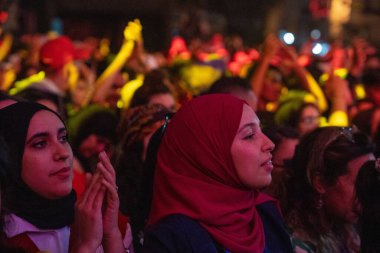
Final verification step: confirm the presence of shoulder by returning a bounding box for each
[142,214,219,253]
[256,200,293,253]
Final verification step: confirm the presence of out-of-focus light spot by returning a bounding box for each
[354,83,366,100]
[311,29,321,40]
[283,32,295,45]
[266,102,276,112]
[298,55,311,67]
[312,43,323,55]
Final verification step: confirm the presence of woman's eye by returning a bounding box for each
[59,134,69,143]
[32,140,47,148]
[244,134,254,140]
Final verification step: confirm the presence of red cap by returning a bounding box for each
[40,36,75,70]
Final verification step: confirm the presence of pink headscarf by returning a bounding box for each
[149,94,265,253]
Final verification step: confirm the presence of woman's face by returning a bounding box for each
[323,153,374,224]
[298,105,320,135]
[22,110,73,199]
[262,70,282,103]
[231,104,275,189]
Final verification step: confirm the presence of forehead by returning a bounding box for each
[28,110,65,134]
[239,104,259,126]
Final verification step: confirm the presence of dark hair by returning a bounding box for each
[133,125,166,251]
[68,105,117,149]
[0,137,8,233]
[15,88,60,106]
[113,104,170,250]
[14,88,66,118]
[275,99,319,130]
[263,125,300,150]
[283,127,374,250]
[68,105,117,172]
[362,67,380,88]
[115,113,169,252]
[355,160,380,253]
[0,91,11,101]
[129,69,173,108]
[207,76,251,94]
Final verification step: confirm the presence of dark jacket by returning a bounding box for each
[142,201,293,253]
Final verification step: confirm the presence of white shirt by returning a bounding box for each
[4,213,134,253]
[4,213,70,253]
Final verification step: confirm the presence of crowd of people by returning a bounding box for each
[0,16,380,253]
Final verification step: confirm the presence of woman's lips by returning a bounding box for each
[50,167,71,179]
[261,159,274,172]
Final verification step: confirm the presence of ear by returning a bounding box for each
[312,175,326,194]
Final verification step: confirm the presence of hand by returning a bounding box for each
[124,19,142,42]
[281,44,298,63]
[261,34,282,60]
[71,172,106,252]
[326,73,352,105]
[96,151,121,240]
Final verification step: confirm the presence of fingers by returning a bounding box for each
[97,162,115,182]
[78,172,100,205]
[77,173,105,210]
[98,151,115,178]
[97,152,119,206]
[97,151,116,186]
[102,178,119,203]
[86,176,105,210]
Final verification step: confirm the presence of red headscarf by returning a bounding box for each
[148,94,265,253]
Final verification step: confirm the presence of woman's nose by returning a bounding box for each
[263,133,275,152]
[54,143,71,161]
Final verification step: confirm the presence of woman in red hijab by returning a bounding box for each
[142,94,292,253]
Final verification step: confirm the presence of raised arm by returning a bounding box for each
[325,72,351,126]
[249,34,281,97]
[281,44,328,112]
[92,19,142,105]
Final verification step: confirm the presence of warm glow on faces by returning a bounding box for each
[323,153,375,224]
[231,105,275,189]
[22,110,73,199]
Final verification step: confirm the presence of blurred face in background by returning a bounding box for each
[262,69,282,103]
[298,105,320,136]
[106,72,127,109]
[149,93,176,111]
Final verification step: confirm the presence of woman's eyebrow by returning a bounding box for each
[58,127,67,134]
[26,132,48,144]
[238,122,256,133]
[26,127,66,144]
